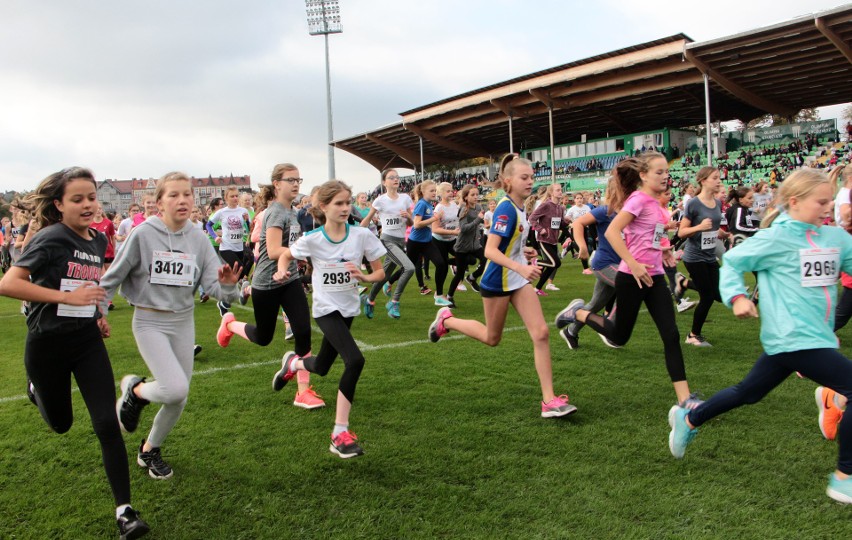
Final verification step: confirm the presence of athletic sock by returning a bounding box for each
[116,505,131,519]
[332,423,348,437]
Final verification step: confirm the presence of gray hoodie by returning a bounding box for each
[100,216,237,314]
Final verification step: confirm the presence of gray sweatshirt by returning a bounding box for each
[100,216,237,313]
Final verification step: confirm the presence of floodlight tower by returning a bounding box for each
[305,0,342,180]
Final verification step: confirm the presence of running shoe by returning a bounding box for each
[434,295,453,307]
[685,333,712,347]
[330,430,364,459]
[466,275,481,292]
[137,440,173,479]
[116,506,150,540]
[386,300,401,319]
[239,283,251,306]
[679,393,704,410]
[108,301,115,311]
[382,282,392,297]
[284,324,294,341]
[360,293,374,319]
[428,307,453,342]
[456,283,467,292]
[26,379,37,406]
[668,405,698,459]
[216,300,230,317]
[445,297,457,309]
[554,299,585,329]
[293,386,326,409]
[217,313,236,347]
[116,375,149,433]
[536,289,548,297]
[420,286,432,296]
[424,274,432,281]
[544,283,560,291]
[598,332,622,349]
[816,386,844,441]
[677,298,697,313]
[560,247,569,259]
[273,352,298,391]
[541,394,578,418]
[560,327,579,350]
[199,293,210,303]
[193,344,202,357]
[581,268,593,275]
[674,272,688,298]
[827,473,852,504]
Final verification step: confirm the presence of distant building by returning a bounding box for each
[98,175,251,216]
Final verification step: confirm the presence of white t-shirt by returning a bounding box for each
[433,201,460,241]
[565,204,590,222]
[289,225,386,318]
[209,206,249,252]
[835,187,850,226]
[372,193,413,239]
[115,217,134,254]
[752,192,772,218]
[483,210,494,235]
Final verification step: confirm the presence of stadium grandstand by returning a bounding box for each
[332,5,852,196]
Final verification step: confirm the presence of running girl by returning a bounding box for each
[668,168,852,504]
[103,172,239,479]
[528,182,568,295]
[725,187,759,245]
[206,187,250,315]
[272,180,386,458]
[556,153,699,408]
[359,169,415,319]
[433,182,464,295]
[0,167,150,539]
[447,184,485,301]
[216,164,323,409]
[407,180,451,306]
[427,154,577,419]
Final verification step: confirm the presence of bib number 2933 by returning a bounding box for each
[317,261,355,292]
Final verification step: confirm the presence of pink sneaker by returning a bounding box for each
[293,386,326,409]
[217,313,235,347]
[536,289,548,296]
[582,268,593,275]
[428,307,453,342]
[541,394,578,418]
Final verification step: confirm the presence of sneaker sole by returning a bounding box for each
[541,404,578,418]
[554,299,584,329]
[273,353,296,391]
[597,332,621,349]
[136,457,174,480]
[827,486,852,504]
[329,445,363,459]
[816,387,833,440]
[293,400,326,410]
[116,375,138,434]
[560,329,579,350]
[668,405,687,459]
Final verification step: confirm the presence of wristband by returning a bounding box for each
[730,294,746,304]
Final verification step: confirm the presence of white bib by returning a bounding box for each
[700,230,717,250]
[800,248,839,287]
[550,217,561,230]
[316,261,356,292]
[652,223,665,250]
[288,224,302,245]
[150,251,196,287]
[57,279,97,318]
[382,215,406,235]
[226,226,243,243]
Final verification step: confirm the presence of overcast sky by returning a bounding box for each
[0,0,848,196]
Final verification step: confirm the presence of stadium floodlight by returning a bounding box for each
[305,0,342,180]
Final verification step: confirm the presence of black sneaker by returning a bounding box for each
[116,375,149,433]
[560,327,579,350]
[330,430,364,459]
[26,379,37,406]
[216,300,230,317]
[465,275,481,292]
[108,302,115,311]
[117,506,150,540]
[137,440,173,479]
[193,344,202,357]
[238,280,250,305]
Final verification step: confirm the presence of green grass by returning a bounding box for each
[1,263,851,539]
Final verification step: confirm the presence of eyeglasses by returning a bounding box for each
[280,177,304,185]
[385,176,400,180]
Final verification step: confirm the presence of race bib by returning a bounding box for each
[226,227,243,243]
[652,223,665,250]
[288,224,301,245]
[316,261,356,292]
[800,248,839,287]
[150,251,196,287]
[551,217,561,229]
[700,230,717,250]
[745,215,754,227]
[57,279,97,318]
[382,215,405,235]
[720,215,728,226]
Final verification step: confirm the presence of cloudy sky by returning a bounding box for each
[0,0,848,196]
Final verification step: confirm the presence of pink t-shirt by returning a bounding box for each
[617,190,664,276]
[658,206,672,250]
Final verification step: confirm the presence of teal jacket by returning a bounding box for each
[720,214,852,355]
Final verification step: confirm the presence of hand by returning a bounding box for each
[732,297,758,318]
[516,262,541,282]
[522,246,537,262]
[699,218,713,231]
[97,317,111,338]
[344,261,370,283]
[64,282,106,306]
[218,262,241,285]
[272,269,291,282]
[627,261,654,288]
[662,249,676,268]
[666,220,678,231]
[400,210,411,221]
[214,236,222,244]
[478,211,485,219]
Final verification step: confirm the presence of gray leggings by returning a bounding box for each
[369,235,415,302]
[567,263,618,337]
[132,308,195,448]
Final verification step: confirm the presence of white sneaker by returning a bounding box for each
[677,298,696,313]
[456,283,467,292]
[545,283,560,291]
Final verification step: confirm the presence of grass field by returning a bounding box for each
[1,264,851,539]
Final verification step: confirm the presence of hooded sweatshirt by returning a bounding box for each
[720,213,852,355]
[100,216,237,313]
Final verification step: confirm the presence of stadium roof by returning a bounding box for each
[333,5,852,171]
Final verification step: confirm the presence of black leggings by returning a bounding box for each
[584,272,686,382]
[683,260,722,336]
[836,286,852,332]
[25,323,130,506]
[220,248,251,281]
[535,242,562,289]
[302,312,364,403]
[245,279,312,357]
[448,248,485,296]
[407,239,449,294]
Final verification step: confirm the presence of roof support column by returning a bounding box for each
[703,74,713,166]
[419,136,425,183]
[508,115,514,154]
[548,105,556,182]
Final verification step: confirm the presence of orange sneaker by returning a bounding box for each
[217,313,235,347]
[816,386,843,440]
[293,386,326,409]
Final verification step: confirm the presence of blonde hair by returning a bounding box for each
[497,153,532,194]
[270,163,298,183]
[154,171,192,202]
[309,180,352,225]
[694,167,718,195]
[437,182,453,199]
[255,184,276,211]
[761,168,830,228]
[223,186,240,197]
[608,152,666,212]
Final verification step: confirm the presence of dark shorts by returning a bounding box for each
[480,287,514,298]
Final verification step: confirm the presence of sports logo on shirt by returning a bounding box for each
[494,214,509,233]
